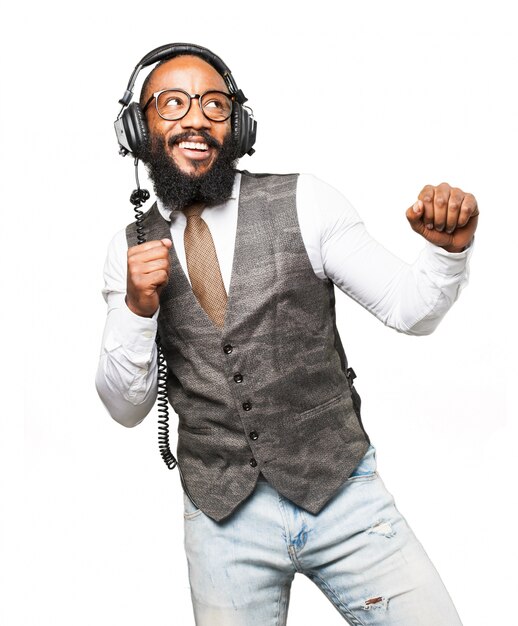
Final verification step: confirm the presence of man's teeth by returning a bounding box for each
[178,141,209,151]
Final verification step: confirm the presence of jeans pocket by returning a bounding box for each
[347,444,377,481]
[183,491,202,520]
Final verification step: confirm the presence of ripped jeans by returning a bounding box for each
[183,445,463,626]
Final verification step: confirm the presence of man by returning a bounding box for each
[96,44,477,625]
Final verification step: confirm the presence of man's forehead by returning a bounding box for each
[146,55,228,93]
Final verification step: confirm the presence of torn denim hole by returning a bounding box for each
[363,596,388,610]
[367,519,396,538]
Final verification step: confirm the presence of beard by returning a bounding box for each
[139,129,239,212]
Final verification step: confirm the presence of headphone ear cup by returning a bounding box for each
[244,109,257,156]
[231,103,243,158]
[123,102,150,157]
[232,102,257,158]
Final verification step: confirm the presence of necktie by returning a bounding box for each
[183,203,228,328]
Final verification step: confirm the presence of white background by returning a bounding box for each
[4,0,517,624]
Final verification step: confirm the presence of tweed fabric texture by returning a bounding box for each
[183,203,227,328]
[126,171,370,522]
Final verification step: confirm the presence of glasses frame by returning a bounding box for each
[142,88,235,122]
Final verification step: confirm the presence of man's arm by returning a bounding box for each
[301,175,475,335]
[95,230,171,427]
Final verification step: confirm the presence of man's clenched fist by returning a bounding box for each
[406,183,479,252]
[126,239,173,318]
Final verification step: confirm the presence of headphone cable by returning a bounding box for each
[130,159,178,470]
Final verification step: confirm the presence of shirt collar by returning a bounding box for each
[156,171,241,222]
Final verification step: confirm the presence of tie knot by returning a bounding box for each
[183,203,205,219]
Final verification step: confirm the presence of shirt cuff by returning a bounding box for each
[421,237,474,275]
[103,302,158,364]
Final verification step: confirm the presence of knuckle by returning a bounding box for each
[452,190,463,200]
[464,193,476,204]
[156,270,167,284]
[419,185,433,200]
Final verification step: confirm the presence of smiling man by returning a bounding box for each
[97,43,476,625]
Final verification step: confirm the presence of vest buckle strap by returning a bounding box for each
[346,367,357,382]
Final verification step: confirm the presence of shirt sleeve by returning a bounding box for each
[95,228,159,427]
[300,174,473,335]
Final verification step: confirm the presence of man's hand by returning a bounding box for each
[126,239,173,318]
[406,183,479,252]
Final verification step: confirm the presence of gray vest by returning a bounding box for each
[126,171,370,522]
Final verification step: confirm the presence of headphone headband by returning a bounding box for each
[141,43,229,76]
[118,42,247,109]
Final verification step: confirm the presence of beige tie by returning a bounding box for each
[183,203,228,328]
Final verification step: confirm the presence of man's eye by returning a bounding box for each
[164,97,182,107]
[204,99,222,108]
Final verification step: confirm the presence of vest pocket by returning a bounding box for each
[178,423,213,435]
[295,392,345,422]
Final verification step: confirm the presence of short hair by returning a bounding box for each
[139,52,225,109]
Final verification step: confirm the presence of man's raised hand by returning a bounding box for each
[126,239,173,318]
[406,183,479,252]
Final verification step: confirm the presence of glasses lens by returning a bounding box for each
[157,90,190,120]
[201,91,233,121]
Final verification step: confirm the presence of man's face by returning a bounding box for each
[142,55,232,177]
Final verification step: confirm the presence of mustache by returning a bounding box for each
[167,130,222,150]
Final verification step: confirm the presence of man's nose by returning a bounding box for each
[180,98,211,130]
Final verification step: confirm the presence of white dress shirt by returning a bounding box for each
[95,172,473,428]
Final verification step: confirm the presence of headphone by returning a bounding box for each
[114,43,257,160]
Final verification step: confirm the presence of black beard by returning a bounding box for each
[139,130,239,212]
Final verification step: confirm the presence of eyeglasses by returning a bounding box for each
[142,88,234,122]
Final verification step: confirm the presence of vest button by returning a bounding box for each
[242,401,252,411]
[249,458,258,467]
[223,344,233,354]
[234,373,243,383]
[249,431,258,440]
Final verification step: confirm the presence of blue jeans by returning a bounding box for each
[183,445,463,625]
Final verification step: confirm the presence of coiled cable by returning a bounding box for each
[130,158,177,470]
